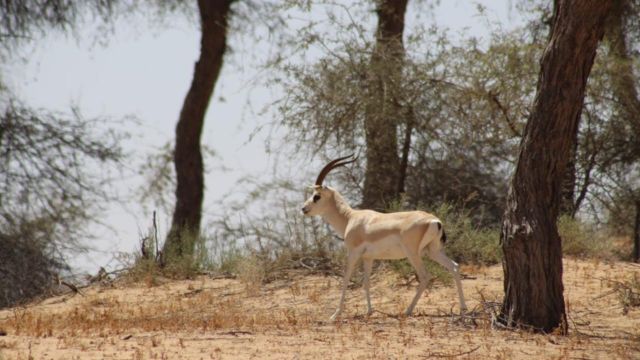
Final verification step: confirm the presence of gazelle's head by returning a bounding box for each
[301,154,356,217]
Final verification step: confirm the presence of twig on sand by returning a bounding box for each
[60,281,81,294]
[420,345,481,358]
[591,289,617,301]
[221,330,253,336]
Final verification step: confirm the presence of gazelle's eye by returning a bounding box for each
[313,194,321,202]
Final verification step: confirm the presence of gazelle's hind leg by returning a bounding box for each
[403,248,432,316]
[362,258,374,315]
[427,249,467,312]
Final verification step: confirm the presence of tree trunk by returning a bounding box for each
[163,0,232,262]
[559,136,577,216]
[499,0,612,333]
[362,0,408,211]
[634,200,640,263]
[551,0,578,219]
[397,107,414,196]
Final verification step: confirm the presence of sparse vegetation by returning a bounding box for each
[0,103,124,309]
[614,273,640,314]
[0,258,638,359]
[2,1,640,357]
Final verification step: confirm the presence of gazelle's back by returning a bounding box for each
[346,210,443,260]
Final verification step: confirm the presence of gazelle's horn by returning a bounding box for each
[315,154,357,186]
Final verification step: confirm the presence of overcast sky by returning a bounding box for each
[6,0,523,275]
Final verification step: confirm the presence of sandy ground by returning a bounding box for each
[0,258,639,359]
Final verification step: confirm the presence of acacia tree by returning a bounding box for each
[605,0,640,262]
[163,0,234,263]
[278,4,543,224]
[361,0,408,210]
[0,0,125,308]
[499,0,612,333]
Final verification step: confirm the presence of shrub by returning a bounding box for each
[388,258,453,286]
[237,254,267,295]
[432,203,502,266]
[127,224,208,283]
[0,219,65,309]
[557,215,615,259]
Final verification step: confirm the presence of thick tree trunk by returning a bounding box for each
[163,0,232,262]
[499,0,612,333]
[362,0,408,211]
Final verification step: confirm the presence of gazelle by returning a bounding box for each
[302,155,467,320]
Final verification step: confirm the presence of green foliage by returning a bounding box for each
[432,203,502,266]
[557,215,615,259]
[388,258,453,287]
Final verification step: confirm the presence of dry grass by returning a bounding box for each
[0,259,639,359]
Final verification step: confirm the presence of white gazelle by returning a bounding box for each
[302,155,467,320]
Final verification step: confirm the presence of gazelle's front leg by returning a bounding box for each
[330,250,360,321]
[363,258,374,315]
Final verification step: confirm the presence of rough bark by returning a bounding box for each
[634,200,640,263]
[499,0,612,333]
[559,136,577,216]
[362,0,408,211]
[164,0,232,261]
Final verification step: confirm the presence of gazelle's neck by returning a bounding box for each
[321,189,353,238]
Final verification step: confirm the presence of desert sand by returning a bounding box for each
[0,258,638,359]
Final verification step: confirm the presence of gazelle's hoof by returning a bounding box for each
[329,311,341,321]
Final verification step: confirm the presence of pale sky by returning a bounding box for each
[6,1,523,275]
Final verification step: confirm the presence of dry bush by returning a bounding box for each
[614,273,640,314]
[0,101,124,308]
[0,220,65,309]
[237,254,267,295]
[205,182,347,283]
[122,224,210,286]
